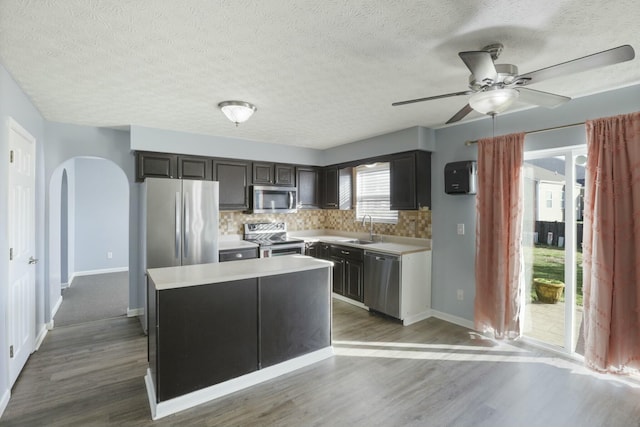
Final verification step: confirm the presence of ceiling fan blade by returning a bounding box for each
[445,104,474,124]
[516,45,635,85]
[458,51,498,83]
[517,88,571,108]
[392,90,473,106]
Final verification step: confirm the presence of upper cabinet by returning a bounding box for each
[136,152,177,181]
[390,151,431,210]
[178,155,212,180]
[296,166,320,209]
[252,162,295,186]
[321,166,352,209]
[213,159,250,211]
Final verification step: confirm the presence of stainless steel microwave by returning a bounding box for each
[251,185,297,213]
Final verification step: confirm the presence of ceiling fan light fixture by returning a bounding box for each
[218,101,257,126]
[469,88,519,115]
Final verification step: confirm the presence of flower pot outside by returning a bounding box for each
[534,279,565,304]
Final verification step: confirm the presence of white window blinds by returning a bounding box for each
[355,163,398,224]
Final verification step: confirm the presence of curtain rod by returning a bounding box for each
[464,121,585,146]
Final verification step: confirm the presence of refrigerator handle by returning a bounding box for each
[184,192,189,258]
[175,192,180,259]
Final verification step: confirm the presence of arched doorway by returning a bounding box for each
[48,157,130,326]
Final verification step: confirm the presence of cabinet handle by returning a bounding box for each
[341,250,349,255]
[235,253,243,258]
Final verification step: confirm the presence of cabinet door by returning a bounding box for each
[331,256,345,294]
[296,167,320,209]
[297,167,320,208]
[136,152,177,181]
[322,167,339,209]
[390,151,431,210]
[178,155,211,180]
[345,260,364,302]
[213,160,250,210]
[252,162,274,185]
[275,164,295,186]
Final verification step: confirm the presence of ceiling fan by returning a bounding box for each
[392,43,635,124]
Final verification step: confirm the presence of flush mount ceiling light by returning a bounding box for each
[218,101,257,126]
[468,88,519,115]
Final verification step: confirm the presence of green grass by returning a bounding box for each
[529,244,583,305]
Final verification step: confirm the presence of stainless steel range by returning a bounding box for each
[243,222,305,258]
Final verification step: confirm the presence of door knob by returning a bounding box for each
[28,256,38,264]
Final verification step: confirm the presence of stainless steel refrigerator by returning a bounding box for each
[144,178,219,269]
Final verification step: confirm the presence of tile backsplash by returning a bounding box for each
[220,208,431,239]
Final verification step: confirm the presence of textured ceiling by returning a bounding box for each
[0,0,639,149]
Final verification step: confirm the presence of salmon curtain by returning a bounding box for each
[474,132,525,339]
[583,111,640,373]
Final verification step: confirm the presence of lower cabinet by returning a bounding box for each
[329,245,364,303]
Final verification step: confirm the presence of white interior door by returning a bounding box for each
[7,117,36,387]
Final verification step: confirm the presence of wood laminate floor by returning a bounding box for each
[2,300,640,426]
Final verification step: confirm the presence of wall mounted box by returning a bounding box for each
[444,161,477,195]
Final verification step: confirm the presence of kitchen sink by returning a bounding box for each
[349,239,375,245]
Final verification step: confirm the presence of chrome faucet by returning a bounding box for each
[362,214,373,241]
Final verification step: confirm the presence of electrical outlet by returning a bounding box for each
[456,289,464,301]
[107,251,113,259]
[457,223,465,235]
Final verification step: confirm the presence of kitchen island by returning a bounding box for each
[145,255,333,420]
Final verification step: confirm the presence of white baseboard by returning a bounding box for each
[69,267,129,286]
[127,307,144,317]
[0,387,9,419]
[430,309,475,330]
[403,310,432,326]
[51,295,63,319]
[35,325,48,351]
[60,281,69,289]
[146,347,334,420]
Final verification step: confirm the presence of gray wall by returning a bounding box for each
[130,125,323,165]
[430,84,640,322]
[44,123,135,311]
[73,158,129,273]
[0,63,46,404]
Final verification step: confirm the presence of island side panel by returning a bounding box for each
[147,275,158,397]
[156,278,259,402]
[259,267,331,368]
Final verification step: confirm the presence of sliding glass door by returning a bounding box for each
[522,147,586,354]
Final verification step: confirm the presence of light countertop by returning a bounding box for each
[148,255,332,290]
[291,234,430,255]
[219,240,259,251]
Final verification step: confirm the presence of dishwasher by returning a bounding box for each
[364,251,400,319]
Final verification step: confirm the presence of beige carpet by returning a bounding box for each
[55,271,129,327]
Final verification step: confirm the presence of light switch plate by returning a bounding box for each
[457,223,465,235]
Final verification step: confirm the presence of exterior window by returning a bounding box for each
[546,191,553,208]
[355,163,397,224]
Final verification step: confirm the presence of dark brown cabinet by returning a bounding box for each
[178,155,211,180]
[330,245,364,302]
[275,164,295,186]
[296,167,320,209]
[390,151,431,210]
[252,162,295,186]
[136,152,177,181]
[213,159,250,210]
[321,167,352,209]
